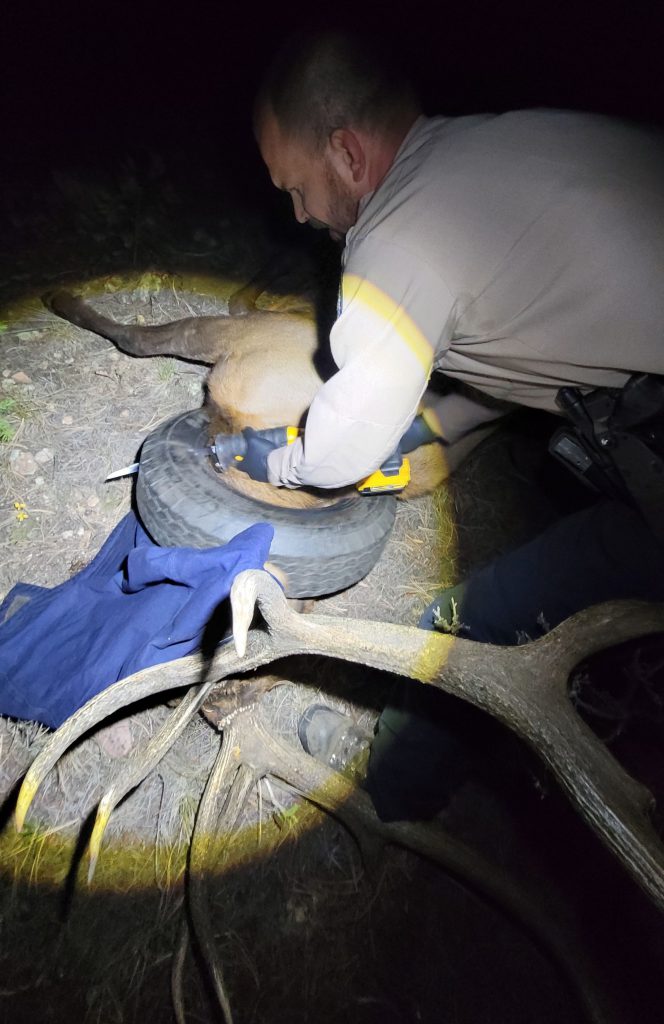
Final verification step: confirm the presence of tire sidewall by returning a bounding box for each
[136,410,396,598]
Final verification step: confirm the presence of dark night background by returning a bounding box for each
[1,5,664,1021]
[2,0,663,226]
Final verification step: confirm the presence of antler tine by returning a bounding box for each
[230,569,295,657]
[14,658,206,832]
[86,683,211,883]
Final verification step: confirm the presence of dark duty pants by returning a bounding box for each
[364,498,664,822]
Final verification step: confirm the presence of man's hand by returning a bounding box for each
[399,414,439,453]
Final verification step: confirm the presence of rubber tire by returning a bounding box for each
[136,409,397,598]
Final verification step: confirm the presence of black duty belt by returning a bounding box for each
[549,373,664,544]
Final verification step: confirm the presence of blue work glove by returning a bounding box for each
[399,414,439,453]
[235,427,282,483]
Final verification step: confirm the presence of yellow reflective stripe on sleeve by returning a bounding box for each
[341,274,434,374]
[421,405,444,436]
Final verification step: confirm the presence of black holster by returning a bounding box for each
[549,373,664,543]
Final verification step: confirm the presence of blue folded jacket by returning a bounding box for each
[0,513,274,728]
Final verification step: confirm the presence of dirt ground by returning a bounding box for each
[1,159,663,1023]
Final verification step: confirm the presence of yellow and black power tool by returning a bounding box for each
[206,424,415,495]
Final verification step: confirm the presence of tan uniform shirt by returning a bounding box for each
[268,110,664,488]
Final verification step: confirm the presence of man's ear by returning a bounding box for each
[328,128,366,183]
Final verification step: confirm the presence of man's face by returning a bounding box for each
[258,111,358,242]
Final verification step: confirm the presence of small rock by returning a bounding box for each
[34,448,54,465]
[76,526,85,536]
[96,720,135,759]
[87,494,100,508]
[120,409,130,418]
[61,414,73,425]
[9,450,38,476]
[12,371,32,384]
[286,897,308,924]
[39,363,48,370]
[34,476,45,486]
[108,352,120,362]
[1,369,10,378]
[16,330,40,342]
[61,530,73,539]
[65,357,74,365]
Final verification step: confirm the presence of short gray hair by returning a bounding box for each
[255,31,419,150]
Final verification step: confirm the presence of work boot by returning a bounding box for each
[298,704,372,779]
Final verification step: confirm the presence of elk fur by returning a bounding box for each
[44,289,451,504]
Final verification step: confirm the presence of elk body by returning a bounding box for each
[44,289,322,432]
[44,289,453,501]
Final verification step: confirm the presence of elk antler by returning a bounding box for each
[230,570,664,910]
[181,705,619,1024]
[15,570,664,910]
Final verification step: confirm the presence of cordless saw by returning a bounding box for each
[207,425,414,495]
